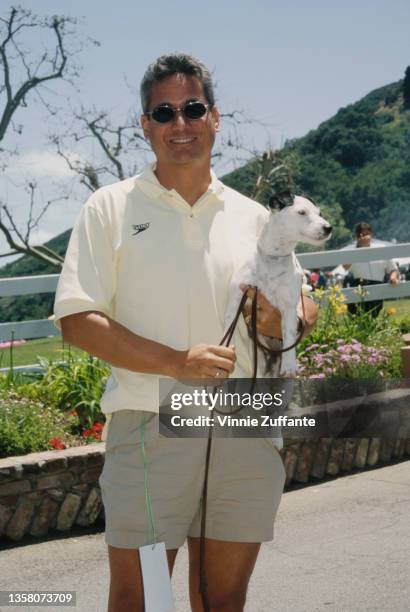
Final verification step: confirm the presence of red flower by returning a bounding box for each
[82,423,103,441]
[69,410,78,417]
[49,437,66,450]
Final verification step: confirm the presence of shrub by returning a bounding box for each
[397,315,410,334]
[298,339,395,379]
[298,285,404,378]
[0,390,76,459]
[1,352,110,428]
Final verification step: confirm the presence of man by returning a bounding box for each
[54,54,317,611]
[344,222,399,317]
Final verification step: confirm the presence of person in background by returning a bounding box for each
[311,268,327,291]
[344,222,399,317]
[309,269,319,289]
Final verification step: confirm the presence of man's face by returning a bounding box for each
[357,230,372,247]
[141,73,220,168]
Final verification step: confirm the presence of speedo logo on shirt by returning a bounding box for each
[132,222,150,236]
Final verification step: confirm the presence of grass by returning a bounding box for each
[0,336,85,369]
[384,297,410,320]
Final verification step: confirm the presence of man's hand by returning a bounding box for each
[60,312,237,380]
[240,284,282,338]
[389,271,399,286]
[240,284,318,341]
[174,344,237,379]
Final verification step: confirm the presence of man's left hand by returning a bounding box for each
[240,284,318,341]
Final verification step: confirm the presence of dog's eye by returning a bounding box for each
[298,210,306,215]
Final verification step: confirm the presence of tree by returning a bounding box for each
[251,149,298,204]
[0,5,97,267]
[51,107,151,194]
[403,66,410,109]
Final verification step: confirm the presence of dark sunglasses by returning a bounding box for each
[145,100,211,123]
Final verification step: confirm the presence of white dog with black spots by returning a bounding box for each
[225,192,332,377]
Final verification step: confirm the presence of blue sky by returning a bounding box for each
[1,0,410,260]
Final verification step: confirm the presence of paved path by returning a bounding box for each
[0,460,409,611]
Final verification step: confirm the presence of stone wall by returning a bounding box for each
[1,435,409,544]
[282,436,410,486]
[0,445,104,544]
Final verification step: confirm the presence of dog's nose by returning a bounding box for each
[323,225,332,235]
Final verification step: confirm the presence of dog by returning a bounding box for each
[225,192,332,377]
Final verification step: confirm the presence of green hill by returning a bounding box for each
[224,76,410,246]
[0,230,71,325]
[1,72,410,325]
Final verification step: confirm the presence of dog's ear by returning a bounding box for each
[268,191,294,211]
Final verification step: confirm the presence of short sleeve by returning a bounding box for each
[385,259,398,275]
[53,198,116,330]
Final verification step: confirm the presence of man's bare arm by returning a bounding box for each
[60,311,236,379]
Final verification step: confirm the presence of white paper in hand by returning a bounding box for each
[139,541,174,612]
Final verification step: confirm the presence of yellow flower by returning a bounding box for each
[335,304,348,315]
[386,307,397,316]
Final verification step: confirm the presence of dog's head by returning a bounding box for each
[268,191,332,245]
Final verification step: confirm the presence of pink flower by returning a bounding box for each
[0,339,27,349]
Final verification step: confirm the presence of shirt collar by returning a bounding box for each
[135,161,225,204]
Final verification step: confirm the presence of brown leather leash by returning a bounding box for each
[198,286,306,610]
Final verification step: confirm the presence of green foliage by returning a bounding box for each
[0,390,73,459]
[297,287,404,378]
[0,229,71,324]
[285,79,410,242]
[403,66,410,109]
[0,337,83,368]
[397,315,410,334]
[225,77,410,246]
[1,352,109,428]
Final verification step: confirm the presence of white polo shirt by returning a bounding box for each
[350,242,398,282]
[54,163,269,422]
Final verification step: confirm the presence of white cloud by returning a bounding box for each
[4,150,80,179]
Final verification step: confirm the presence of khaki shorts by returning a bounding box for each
[98,410,286,550]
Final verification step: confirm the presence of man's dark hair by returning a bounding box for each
[355,222,372,238]
[140,53,215,114]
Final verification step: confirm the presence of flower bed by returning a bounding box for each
[297,286,404,379]
[299,339,393,379]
